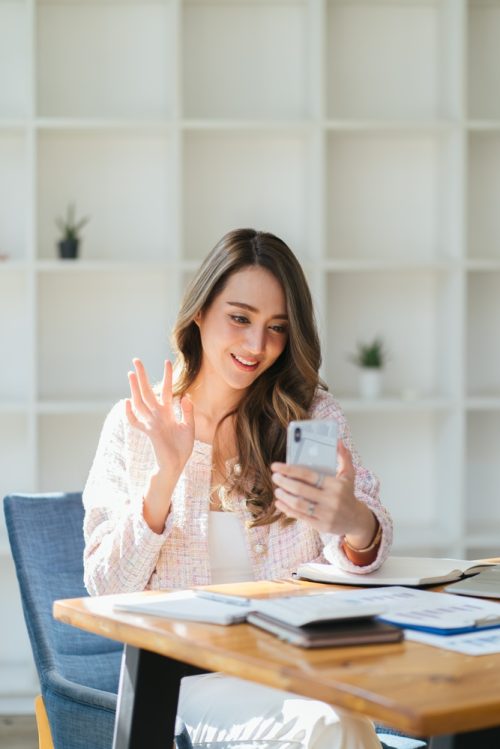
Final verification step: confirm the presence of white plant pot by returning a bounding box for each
[358,369,382,400]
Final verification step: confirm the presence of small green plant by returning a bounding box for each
[55,203,89,242]
[349,337,388,369]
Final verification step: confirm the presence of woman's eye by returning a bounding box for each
[271,325,288,334]
[230,315,249,324]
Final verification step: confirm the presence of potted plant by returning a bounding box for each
[349,337,388,399]
[55,203,89,260]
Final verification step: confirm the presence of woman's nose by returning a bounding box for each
[245,327,266,354]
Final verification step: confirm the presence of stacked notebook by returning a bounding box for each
[245,596,403,648]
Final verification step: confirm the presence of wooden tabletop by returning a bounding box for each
[54,579,500,738]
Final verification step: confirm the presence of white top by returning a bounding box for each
[208,511,254,584]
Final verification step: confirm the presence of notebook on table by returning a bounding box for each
[295,556,498,587]
[247,612,403,648]
[247,593,402,648]
[445,565,500,598]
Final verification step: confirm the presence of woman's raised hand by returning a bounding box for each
[126,358,195,480]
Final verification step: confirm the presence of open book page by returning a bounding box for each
[296,556,496,587]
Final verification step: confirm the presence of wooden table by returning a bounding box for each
[53,580,500,749]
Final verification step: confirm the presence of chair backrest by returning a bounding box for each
[4,493,122,694]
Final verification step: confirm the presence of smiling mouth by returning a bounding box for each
[231,353,259,371]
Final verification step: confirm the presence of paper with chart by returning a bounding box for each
[405,628,500,656]
[326,586,500,634]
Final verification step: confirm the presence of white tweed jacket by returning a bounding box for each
[83,389,393,595]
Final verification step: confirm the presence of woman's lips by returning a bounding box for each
[231,353,259,371]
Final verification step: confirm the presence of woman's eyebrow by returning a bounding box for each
[226,301,288,320]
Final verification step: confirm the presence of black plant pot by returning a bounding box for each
[58,239,79,259]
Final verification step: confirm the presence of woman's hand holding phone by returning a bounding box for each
[126,358,195,533]
[271,435,377,548]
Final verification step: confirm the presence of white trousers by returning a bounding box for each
[179,673,382,749]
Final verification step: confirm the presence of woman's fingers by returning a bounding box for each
[274,492,322,528]
[271,461,323,488]
[160,359,173,406]
[125,398,143,430]
[128,370,152,419]
[132,358,158,410]
[336,439,355,482]
[271,470,328,501]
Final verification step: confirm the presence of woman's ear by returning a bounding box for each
[193,311,202,327]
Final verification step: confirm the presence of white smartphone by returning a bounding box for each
[286,420,338,475]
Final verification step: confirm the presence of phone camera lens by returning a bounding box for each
[294,427,301,442]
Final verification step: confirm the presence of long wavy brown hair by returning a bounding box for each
[172,229,326,526]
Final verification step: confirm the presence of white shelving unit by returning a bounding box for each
[1,0,500,710]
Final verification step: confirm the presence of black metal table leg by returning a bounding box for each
[429,725,500,749]
[112,644,207,749]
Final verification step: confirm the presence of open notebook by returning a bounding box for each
[296,556,498,587]
[445,565,500,598]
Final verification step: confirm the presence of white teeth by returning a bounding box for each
[233,354,257,367]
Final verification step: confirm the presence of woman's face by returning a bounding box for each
[195,265,289,394]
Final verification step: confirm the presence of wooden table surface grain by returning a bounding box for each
[53,579,500,737]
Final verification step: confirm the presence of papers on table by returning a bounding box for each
[324,586,500,635]
[114,589,383,627]
[377,591,500,635]
[113,584,500,654]
[405,628,500,656]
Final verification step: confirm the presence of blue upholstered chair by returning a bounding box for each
[4,492,122,749]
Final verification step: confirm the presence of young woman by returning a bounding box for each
[83,228,393,749]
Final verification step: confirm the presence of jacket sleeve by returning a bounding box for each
[82,400,174,595]
[311,391,393,573]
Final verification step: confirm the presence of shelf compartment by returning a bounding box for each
[326,131,459,262]
[182,0,310,120]
[326,0,459,121]
[325,270,460,400]
[37,130,175,260]
[345,410,460,548]
[0,415,32,552]
[38,412,106,492]
[468,0,500,120]
[0,132,28,261]
[467,271,500,397]
[36,0,175,118]
[0,0,30,118]
[183,130,311,260]
[466,411,500,537]
[467,132,500,260]
[0,273,30,401]
[340,396,453,413]
[37,270,180,400]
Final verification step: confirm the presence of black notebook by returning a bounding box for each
[247,611,404,649]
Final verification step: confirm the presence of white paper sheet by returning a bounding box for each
[405,628,500,655]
